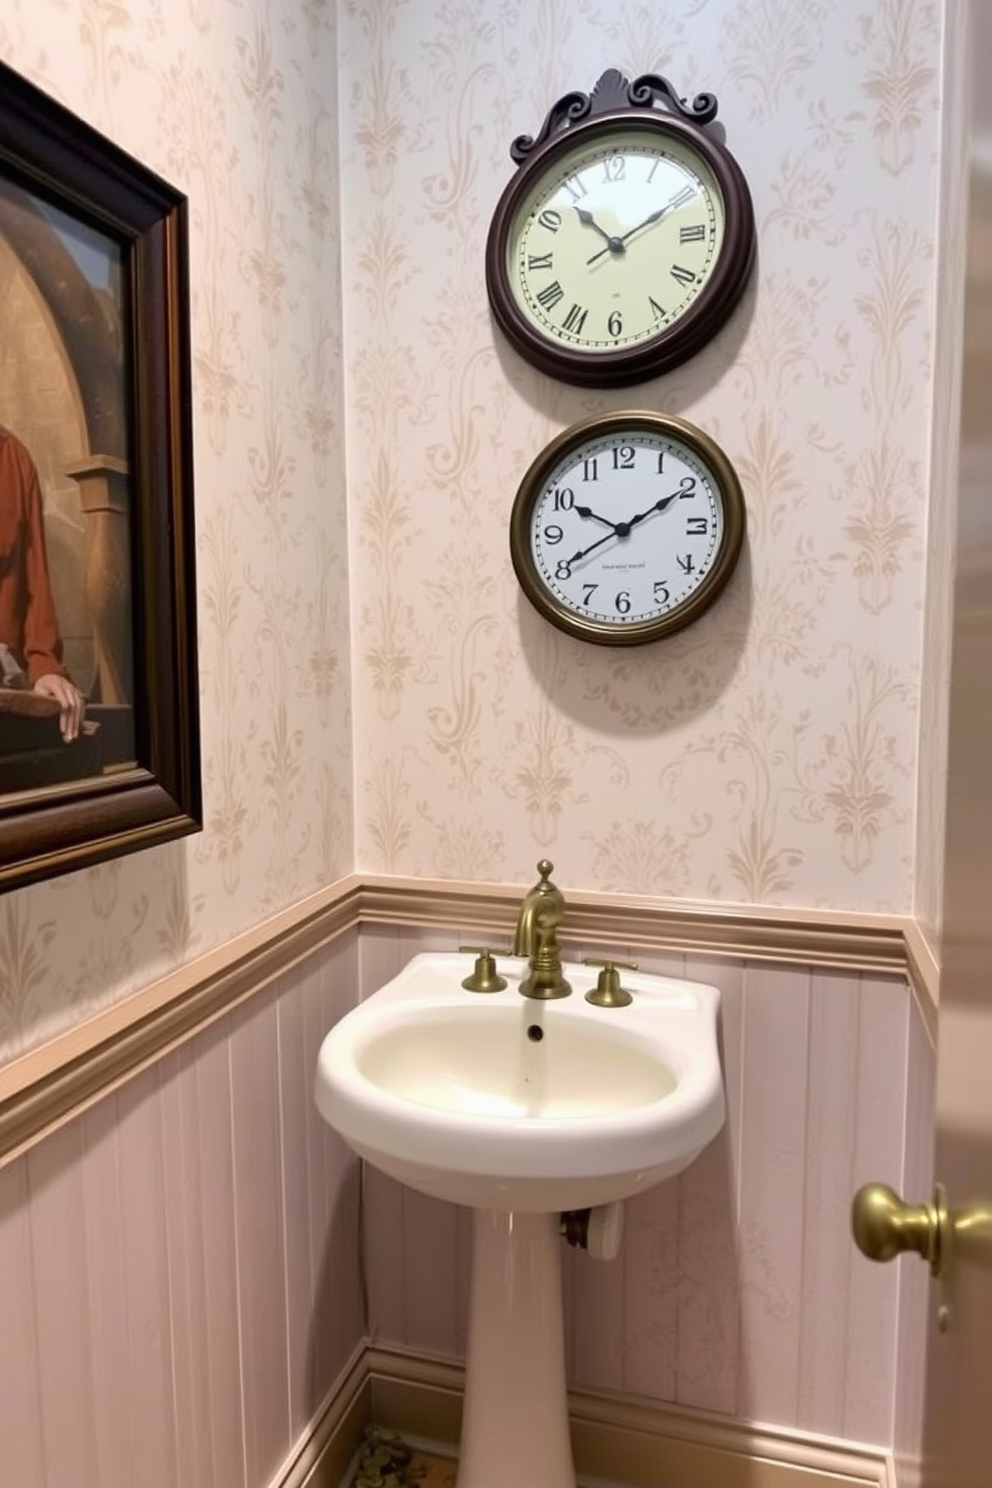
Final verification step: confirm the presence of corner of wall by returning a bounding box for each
[913,0,970,952]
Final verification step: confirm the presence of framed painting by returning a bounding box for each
[0,59,200,891]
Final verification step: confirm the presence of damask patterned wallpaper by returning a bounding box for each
[0,0,352,1059]
[913,0,966,952]
[0,0,949,1062]
[342,0,945,910]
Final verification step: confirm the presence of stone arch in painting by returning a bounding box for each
[0,174,132,706]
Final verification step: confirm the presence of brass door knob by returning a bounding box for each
[851,1182,948,1276]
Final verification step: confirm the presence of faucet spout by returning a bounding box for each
[513,859,571,1000]
[512,896,537,959]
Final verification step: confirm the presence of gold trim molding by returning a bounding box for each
[274,1342,895,1488]
[0,873,936,1169]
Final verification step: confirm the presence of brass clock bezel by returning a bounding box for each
[485,99,755,388]
[509,411,746,646]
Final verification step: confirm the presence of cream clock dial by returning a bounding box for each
[509,412,745,645]
[509,124,724,354]
[485,71,756,387]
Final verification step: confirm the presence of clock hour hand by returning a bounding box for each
[573,504,619,529]
[574,207,625,256]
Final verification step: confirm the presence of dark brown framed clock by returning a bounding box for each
[485,69,756,387]
[509,411,746,645]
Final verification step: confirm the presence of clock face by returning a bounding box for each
[508,123,725,356]
[509,413,745,645]
[485,110,755,387]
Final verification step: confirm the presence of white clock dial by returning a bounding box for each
[509,123,725,354]
[510,414,745,645]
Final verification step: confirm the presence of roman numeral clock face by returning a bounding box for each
[509,413,745,646]
[513,127,722,354]
[486,113,755,386]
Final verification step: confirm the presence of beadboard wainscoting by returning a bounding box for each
[0,930,364,1488]
[0,904,933,1488]
[357,924,934,1456]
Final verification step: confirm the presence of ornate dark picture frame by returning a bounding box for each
[0,60,200,891]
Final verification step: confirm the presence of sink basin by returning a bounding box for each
[314,952,725,1212]
[315,949,726,1488]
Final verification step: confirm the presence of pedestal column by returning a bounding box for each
[457,1208,575,1488]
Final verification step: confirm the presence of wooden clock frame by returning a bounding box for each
[485,69,756,387]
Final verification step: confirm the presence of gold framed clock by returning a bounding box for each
[509,411,746,645]
[485,69,756,387]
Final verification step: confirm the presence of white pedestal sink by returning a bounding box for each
[315,953,725,1488]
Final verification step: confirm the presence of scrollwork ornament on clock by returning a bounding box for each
[485,69,756,386]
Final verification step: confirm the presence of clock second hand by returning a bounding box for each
[565,489,682,566]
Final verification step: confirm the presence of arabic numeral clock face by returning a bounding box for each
[486,113,755,386]
[509,413,745,645]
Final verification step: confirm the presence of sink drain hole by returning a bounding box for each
[527,1024,544,1042]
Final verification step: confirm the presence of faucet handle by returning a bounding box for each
[582,957,637,1008]
[459,946,509,993]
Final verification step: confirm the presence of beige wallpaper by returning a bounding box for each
[0,0,951,1060]
[342,0,943,912]
[0,0,352,1059]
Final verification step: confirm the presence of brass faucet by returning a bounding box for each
[513,859,572,999]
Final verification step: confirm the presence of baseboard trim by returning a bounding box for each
[568,1388,895,1488]
[0,872,930,1170]
[280,1342,895,1488]
[267,1342,370,1488]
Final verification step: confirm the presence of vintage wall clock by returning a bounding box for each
[509,411,745,645]
[485,69,755,386]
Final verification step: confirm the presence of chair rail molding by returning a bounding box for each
[0,872,936,1169]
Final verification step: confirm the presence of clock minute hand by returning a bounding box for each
[618,204,671,246]
[624,489,683,530]
[566,490,683,565]
[587,189,691,265]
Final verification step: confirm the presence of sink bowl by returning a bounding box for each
[315,949,726,1488]
[314,952,725,1211]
